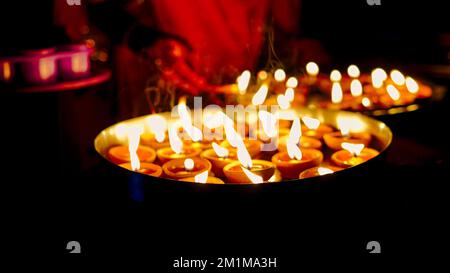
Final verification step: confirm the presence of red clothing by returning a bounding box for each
[150,0,300,81]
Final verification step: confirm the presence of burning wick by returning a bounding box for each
[212,142,229,158]
[287,118,303,160]
[350,79,363,97]
[285,88,295,102]
[405,77,419,94]
[306,62,319,76]
[330,70,342,82]
[362,97,371,107]
[274,69,286,82]
[194,170,208,183]
[341,142,365,157]
[286,77,298,88]
[390,69,405,86]
[184,158,195,171]
[387,84,401,101]
[302,116,320,130]
[277,94,290,110]
[318,167,334,176]
[371,68,387,88]
[331,82,343,104]
[237,70,251,94]
[347,65,360,78]
[252,84,269,105]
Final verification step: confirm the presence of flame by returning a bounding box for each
[405,76,419,94]
[287,118,302,160]
[387,84,401,101]
[194,170,208,183]
[285,88,295,102]
[286,77,298,88]
[306,62,319,76]
[330,70,342,82]
[362,97,371,107]
[128,125,143,171]
[177,99,202,142]
[184,158,194,171]
[341,142,365,157]
[237,70,251,94]
[258,110,278,138]
[331,82,343,103]
[274,69,286,82]
[371,68,387,88]
[241,167,263,184]
[318,167,334,175]
[252,84,269,105]
[277,94,290,110]
[390,69,405,86]
[350,79,363,97]
[302,116,320,130]
[337,115,367,136]
[168,121,183,154]
[212,142,229,158]
[347,65,360,78]
[145,115,167,143]
[257,70,268,81]
[221,113,240,148]
[203,110,224,129]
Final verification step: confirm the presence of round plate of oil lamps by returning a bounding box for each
[298,65,445,117]
[94,105,392,187]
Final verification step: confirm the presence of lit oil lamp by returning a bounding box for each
[162,157,212,180]
[323,116,372,150]
[331,142,379,168]
[299,166,342,179]
[223,135,275,184]
[156,121,202,164]
[278,135,322,151]
[301,116,333,139]
[201,143,237,177]
[179,170,225,184]
[140,115,170,149]
[220,139,262,158]
[107,125,156,164]
[271,118,323,179]
[304,61,319,85]
[116,127,162,177]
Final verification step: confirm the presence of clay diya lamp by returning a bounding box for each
[323,127,372,151]
[162,157,212,180]
[156,146,202,164]
[331,143,379,168]
[223,160,275,184]
[272,148,323,180]
[119,162,162,177]
[299,166,342,179]
[108,145,156,164]
[201,143,237,177]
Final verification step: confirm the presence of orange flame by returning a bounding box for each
[287,118,302,160]
[212,142,229,158]
[341,142,365,157]
[252,84,269,105]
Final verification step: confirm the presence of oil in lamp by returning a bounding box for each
[331,142,379,168]
[107,125,157,164]
[271,118,323,179]
[323,116,372,150]
[162,157,212,180]
[179,170,225,184]
[117,126,162,177]
[301,116,333,139]
[201,143,237,177]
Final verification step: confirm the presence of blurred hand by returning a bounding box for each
[145,39,210,95]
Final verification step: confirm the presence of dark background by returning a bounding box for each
[2,0,449,268]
